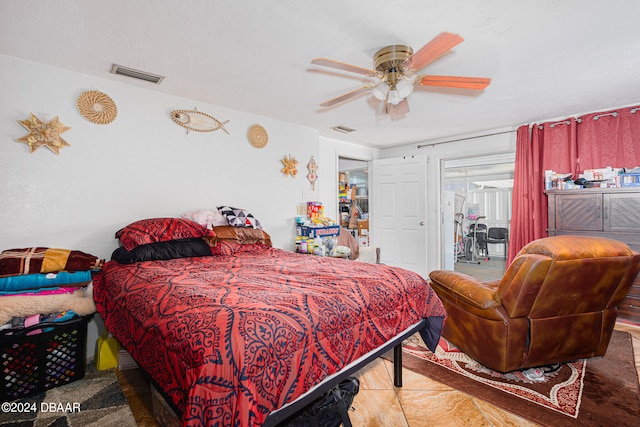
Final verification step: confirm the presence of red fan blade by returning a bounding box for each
[311,58,378,76]
[319,86,371,107]
[418,75,491,90]
[403,32,464,71]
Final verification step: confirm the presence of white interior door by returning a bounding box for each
[371,156,427,277]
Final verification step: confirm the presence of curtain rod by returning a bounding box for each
[417,129,516,149]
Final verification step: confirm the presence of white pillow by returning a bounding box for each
[181,210,228,229]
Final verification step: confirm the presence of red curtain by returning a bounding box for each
[578,106,640,171]
[509,105,640,264]
[540,118,579,177]
[507,119,579,264]
[508,126,538,263]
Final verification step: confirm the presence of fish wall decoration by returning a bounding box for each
[170,107,230,134]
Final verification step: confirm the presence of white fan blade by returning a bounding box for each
[319,86,371,107]
[311,58,378,76]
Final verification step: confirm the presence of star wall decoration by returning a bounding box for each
[16,113,71,154]
[281,154,299,177]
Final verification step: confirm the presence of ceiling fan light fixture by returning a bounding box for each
[373,76,414,105]
[396,78,415,99]
[372,82,389,101]
[387,89,402,105]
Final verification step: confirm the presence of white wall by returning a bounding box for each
[0,54,327,358]
[0,54,519,358]
[0,54,321,258]
[379,129,517,273]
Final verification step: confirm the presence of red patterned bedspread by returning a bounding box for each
[93,245,445,426]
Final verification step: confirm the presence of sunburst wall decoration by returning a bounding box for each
[77,90,118,124]
[16,113,71,154]
[281,154,299,177]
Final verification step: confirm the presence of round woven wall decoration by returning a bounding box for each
[248,124,268,148]
[77,90,118,124]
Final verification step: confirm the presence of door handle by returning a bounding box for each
[419,221,425,226]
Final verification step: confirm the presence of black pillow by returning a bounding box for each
[111,238,212,264]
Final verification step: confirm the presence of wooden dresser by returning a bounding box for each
[546,187,640,324]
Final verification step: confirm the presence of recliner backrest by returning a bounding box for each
[495,235,640,319]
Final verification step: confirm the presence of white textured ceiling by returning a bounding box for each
[2,0,640,148]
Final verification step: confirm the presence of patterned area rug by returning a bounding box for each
[0,363,137,427]
[401,330,640,426]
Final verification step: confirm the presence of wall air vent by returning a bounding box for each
[110,64,165,84]
[331,125,356,134]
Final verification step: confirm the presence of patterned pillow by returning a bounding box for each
[115,217,216,251]
[216,206,262,229]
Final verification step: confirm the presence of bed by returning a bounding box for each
[93,218,446,426]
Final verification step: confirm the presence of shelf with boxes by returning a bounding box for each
[338,170,369,232]
[545,166,640,190]
[295,201,342,256]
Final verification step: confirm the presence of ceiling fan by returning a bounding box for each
[311,32,491,116]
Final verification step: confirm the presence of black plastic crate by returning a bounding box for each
[1,316,88,401]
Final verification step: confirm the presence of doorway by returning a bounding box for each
[338,157,369,246]
[441,153,514,280]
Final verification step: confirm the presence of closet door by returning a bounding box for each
[371,156,427,277]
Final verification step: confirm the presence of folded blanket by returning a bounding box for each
[0,271,92,292]
[0,283,96,325]
[0,247,104,278]
[0,286,80,296]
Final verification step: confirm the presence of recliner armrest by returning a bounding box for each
[429,270,501,310]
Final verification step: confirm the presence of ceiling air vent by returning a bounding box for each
[110,64,165,84]
[331,125,356,134]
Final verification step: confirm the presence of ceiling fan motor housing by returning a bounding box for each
[374,44,413,88]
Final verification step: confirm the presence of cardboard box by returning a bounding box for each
[306,202,324,218]
[620,173,640,187]
[301,225,341,238]
[584,167,620,181]
[357,219,369,236]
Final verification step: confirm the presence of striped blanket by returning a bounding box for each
[0,247,104,278]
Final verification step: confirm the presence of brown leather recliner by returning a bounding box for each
[429,235,640,373]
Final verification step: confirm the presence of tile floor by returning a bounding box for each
[117,257,640,426]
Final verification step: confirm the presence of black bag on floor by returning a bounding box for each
[278,377,360,427]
